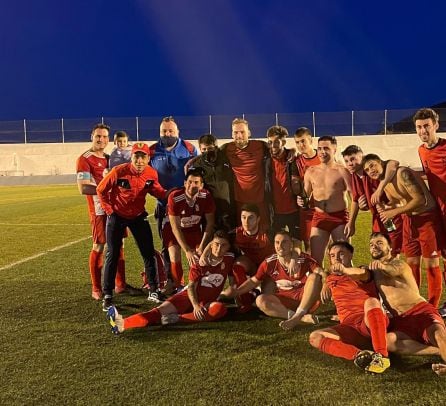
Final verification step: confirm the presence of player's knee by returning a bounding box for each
[255,294,268,310]
[207,302,227,319]
[364,297,381,311]
[309,330,323,349]
[406,256,420,266]
[93,243,104,252]
[386,332,398,352]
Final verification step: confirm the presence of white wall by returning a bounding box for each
[1,133,438,176]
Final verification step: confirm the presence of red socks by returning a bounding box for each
[232,264,255,308]
[171,262,184,288]
[366,308,388,357]
[179,302,227,323]
[427,266,442,308]
[89,250,103,292]
[124,308,161,329]
[319,337,359,361]
[409,263,421,287]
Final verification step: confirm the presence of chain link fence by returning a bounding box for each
[1,108,445,144]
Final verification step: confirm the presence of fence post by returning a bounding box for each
[312,112,316,137]
[101,116,104,124]
[209,115,212,134]
[351,110,354,136]
[384,109,387,135]
[23,119,27,144]
[61,118,65,143]
[275,113,278,126]
[136,116,139,141]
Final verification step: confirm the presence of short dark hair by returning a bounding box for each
[362,153,383,168]
[294,127,312,137]
[267,125,289,139]
[370,232,392,246]
[161,116,176,123]
[341,145,363,157]
[113,131,129,142]
[274,229,292,240]
[328,240,354,254]
[185,167,205,182]
[318,135,337,145]
[240,203,259,217]
[214,229,231,242]
[91,123,110,134]
[412,108,439,124]
[198,133,217,146]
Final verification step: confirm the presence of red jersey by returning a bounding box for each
[295,151,320,178]
[326,274,378,323]
[418,138,446,208]
[76,150,109,216]
[271,153,299,214]
[255,252,319,292]
[234,226,274,266]
[96,163,166,219]
[167,188,216,233]
[189,252,234,303]
[224,140,266,203]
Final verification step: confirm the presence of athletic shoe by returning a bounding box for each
[160,279,175,296]
[115,284,141,296]
[91,290,102,301]
[353,350,374,370]
[366,353,390,374]
[107,306,124,335]
[161,312,180,325]
[439,302,446,318]
[147,290,166,304]
[102,296,113,312]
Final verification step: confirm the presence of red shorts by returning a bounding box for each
[402,210,445,258]
[311,209,349,233]
[389,301,445,345]
[275,287,320,313]
[167,289,215,313]
[162,222,202,249]
[299,207,315,242]
[88,213,106,244]
[372,214,403,256]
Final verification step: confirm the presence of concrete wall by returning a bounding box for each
[1,133,439,180]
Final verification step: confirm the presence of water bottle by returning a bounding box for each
[383,219,397,233]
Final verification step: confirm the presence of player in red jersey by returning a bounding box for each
[233,230,322,330]
[106,230,234,334]
[220,118,270,227]
[344,232,446,376]
[266,125,302,244]
[162,168,216,288]
[309,241,390,374]
[97,142,167,310]
[413,108,446,316]
[341,145,402,255]
[298,136,352,266]
[76,123,129,300]
[294,127,320,251]
[363,154,446,308]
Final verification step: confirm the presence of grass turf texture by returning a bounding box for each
[0,185,445,405]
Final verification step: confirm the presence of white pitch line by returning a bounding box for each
[0,236,91,271]
[0,223,89,226]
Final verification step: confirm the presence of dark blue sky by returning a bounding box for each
[1,0,445,120]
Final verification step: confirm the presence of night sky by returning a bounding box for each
[1,0,446,121]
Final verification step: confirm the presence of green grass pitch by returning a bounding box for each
[0,185,445,405]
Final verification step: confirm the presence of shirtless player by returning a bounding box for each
[362,154,445,307]
[350,232,446,376]
[298,136,351,265]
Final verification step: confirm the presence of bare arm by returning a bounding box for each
[330,263,370,281]
[77,178,98,195]
[297,170,313,207]
[169,215,197,265]
[187,280,206,320]
[197,212,215,255]
[371,159,399,205]
[235,276,261,296]
[368,259,406,278]
[345,200,359,238]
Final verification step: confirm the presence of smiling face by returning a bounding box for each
[274,233,293,258]
[369,235,391,259]
[232,123,250,149]
[91,128,109,152]
[131,151,149,173]
[184,175,203,198]
[363,159,384,180]
[317,140,336,163]
[267,135,285,157]
[415,118,439,146]
[210,236,230,258]
[343,152,363,174]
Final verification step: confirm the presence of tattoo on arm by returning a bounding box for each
[401,169,424,196]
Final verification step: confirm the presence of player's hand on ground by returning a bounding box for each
[320,283,331,303]
[193,304,207,321]
[358,195,369,210]
[432,363,446,376]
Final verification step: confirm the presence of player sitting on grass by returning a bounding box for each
[107,230,234,334]
[309,241,390,374]
[232,230,322,330]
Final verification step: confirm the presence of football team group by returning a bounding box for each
[76,108,446,376]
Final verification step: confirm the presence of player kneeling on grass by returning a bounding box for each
[107,230,234,334]
[309,241,390,374]
[232,230,322,330]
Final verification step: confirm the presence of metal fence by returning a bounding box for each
[1,108,445,144]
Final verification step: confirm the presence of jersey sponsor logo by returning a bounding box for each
[431,251,438,257]
[200,272,224,288]
[180,214,202,228]
[276,279,301,290]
